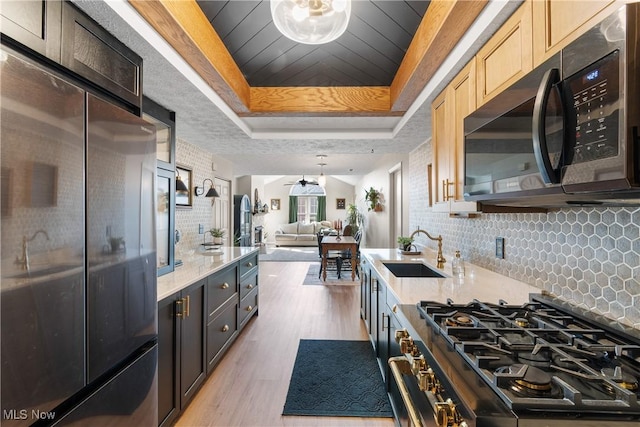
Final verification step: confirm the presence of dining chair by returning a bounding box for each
[340,229,362,278]
[317,232,343,279]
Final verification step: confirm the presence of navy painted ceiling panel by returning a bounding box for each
[196,0,430,87]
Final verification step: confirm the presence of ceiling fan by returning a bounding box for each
[284,175,319,187]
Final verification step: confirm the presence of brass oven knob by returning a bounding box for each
[425,368,438,392]
[434,399,456,427]
[417,367,438,392]
[411,355,426,374]
[399,337,415,354]
[395,329,409,343]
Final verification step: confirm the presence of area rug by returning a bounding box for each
[259,247,320,262]
[303,263,360,285]
[282,339,393,418]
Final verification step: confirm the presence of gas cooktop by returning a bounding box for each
[417,296,640,415]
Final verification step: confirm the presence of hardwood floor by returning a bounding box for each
[175,261,395,427]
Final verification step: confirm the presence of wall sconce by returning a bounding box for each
[194,178,220,198]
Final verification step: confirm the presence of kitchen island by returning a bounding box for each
[156,246,259,427]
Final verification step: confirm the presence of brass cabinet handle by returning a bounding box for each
[221,324,229,332]
[246,283,254,289]
[443,179,455,201]
[246,305,253,312]
[247,262,253,267]
[372,278,378,292]
[388,357,423,427]
[184,295,190,318]
[221,282,229,289]
[175,299,184,318]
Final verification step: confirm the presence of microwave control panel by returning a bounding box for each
[566,50,620,164]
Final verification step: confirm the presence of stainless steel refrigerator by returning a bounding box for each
[1,43,157,426]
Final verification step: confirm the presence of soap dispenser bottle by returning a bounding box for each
[452,250,465,278]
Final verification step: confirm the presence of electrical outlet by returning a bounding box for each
[496,237,505,259]
[198,224,204,234]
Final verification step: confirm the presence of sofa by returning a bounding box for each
[274,221,333,246]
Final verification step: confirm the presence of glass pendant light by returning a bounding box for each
[271,0,351,45]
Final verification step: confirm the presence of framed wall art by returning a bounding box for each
[175,165,192,208]
[271,198,280,210]
[336,198,346,209]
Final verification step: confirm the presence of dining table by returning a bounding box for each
[321,235,357,281]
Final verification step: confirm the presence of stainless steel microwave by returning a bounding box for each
[464,3,640,207]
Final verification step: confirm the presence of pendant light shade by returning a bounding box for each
[195,178,220,198]
[176,174,188,193]
[317,163,327,187]
[271,0,351,45]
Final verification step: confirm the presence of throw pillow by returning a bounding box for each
[298,222,315,234]
[281,222,298,234]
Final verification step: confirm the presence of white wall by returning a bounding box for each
[175,138,234,251]
[355,154,410,248]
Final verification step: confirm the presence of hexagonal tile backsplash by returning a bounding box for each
[409,143,640,330]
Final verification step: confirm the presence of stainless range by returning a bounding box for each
[389,294,640,426]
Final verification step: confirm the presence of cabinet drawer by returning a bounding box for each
[239,288,258,326]
[207,266,237,320]
[206,301,237,372]
[239,272,258,300]
[239,254,258,278]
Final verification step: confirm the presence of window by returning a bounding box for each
[297,196,318,223]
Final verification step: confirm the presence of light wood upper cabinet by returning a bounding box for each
[431,59,478,213]
[476,0,533,106]
[450,59,476,201]
[431,90,449,206]
[532,0,619,66]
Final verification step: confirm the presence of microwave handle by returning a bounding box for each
[532,68,561,184]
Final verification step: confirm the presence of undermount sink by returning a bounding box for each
[382,261,445,278]
[7,264,82,280]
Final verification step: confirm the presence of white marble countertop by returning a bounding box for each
[157,246,259,301]
[360,248,541,306]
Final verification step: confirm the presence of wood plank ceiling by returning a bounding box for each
[128,0,488,117]
[197,1,428,87]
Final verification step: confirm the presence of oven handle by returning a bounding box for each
[389,356,424,427]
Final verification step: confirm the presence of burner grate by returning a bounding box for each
[417,299,640,414]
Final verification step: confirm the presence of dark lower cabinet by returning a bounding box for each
[157,253,259,426]
[360,257,396,385]
[157,294,179,427]
[179,281,207,407]
[157,279,206,427]
[376,271,389,382]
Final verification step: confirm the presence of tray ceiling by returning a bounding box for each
[197,1,429,87]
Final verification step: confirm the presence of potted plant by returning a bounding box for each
[365,187,382,211]
[346,203,365,234]
[397,236,414,252]
[209,228,226,244]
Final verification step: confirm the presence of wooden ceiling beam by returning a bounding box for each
[129,0,251,113]
[390,0,488,112]
[247,86,394,116]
